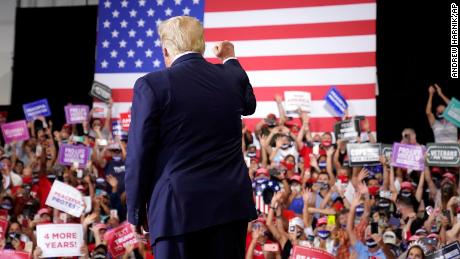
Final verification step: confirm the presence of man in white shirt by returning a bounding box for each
[1,156,23,189]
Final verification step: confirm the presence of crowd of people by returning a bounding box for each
[0,84,458,259]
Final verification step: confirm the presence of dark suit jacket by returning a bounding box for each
[125,53,258,245]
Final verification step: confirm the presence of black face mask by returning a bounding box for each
[442,184,454,196]
[366,238,378,248]
[436,114,444,120]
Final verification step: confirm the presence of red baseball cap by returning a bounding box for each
[289,174,302,183]
[255,168,269,178]
[316,216,327,227]
[38,208,50,217]
[400,181,414,191]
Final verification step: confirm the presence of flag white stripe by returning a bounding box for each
[108,99,376,118]
[95,66,376,89]
[204,35,375,58]
[204,3,376,28]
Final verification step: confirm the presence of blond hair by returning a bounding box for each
[158,16,205,57]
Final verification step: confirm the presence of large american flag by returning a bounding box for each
[94,0,376,133]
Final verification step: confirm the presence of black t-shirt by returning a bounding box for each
[282,239,292,259]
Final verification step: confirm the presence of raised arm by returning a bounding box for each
[274,95,287,125]
[347,192,362,246]
[426,85,436,126]
[435,83,451,105]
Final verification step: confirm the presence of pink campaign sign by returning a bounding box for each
[1,120,30,144]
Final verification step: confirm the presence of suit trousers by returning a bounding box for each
[152,219,248,259]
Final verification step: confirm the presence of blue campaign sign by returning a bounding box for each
[325,87,348,116]
[22,99,51,121]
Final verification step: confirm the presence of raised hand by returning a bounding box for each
[428,85,435,95]
[434,83,443,95]
[213,41,235,61]
[357,168,369,182]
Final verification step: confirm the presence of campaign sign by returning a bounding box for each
[0,250,30,259]
[426,241,460,259]
[443,97,460,128]
[22,98,51,121]
[89,81,112,103]
[284,91,311,116]
[36,223,83,258]
[58,144,91,168]
[45,180,85,217]
[120,112,131,131]
[381,144,393,161]
[92,102,108,118]
[64,105,89,124]
[291,245,334,259]
[0,218,8,240]
[391,143,426,171]
[426,143,460,167]
[347,143,381,166]
[325,86,348,117]
[334,119,361,141]
[104,222,140,257]
[1,120,30,144]
[112,120,128,139]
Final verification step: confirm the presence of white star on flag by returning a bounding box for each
[119,40,127,48]
[183,7,191,15]
[104,0,111,8]
[157,0,164,6]
[118,60,126,68]
[103,20,110,28]
[121,0,128,8]
[192,0,199,4]
[129,9,137,17]
[153,59,161,67]
[154,39,161,47]
[165,8,172,16]
[146,29,154,37]
[111,10,119,18]
[145,49,153,57]
[137,19,145,27]
[127,49,135,57]
[110,50,118,58]
[136,39,144,47]
[147,8,155,16]
[128,29,136,37]
[155,19,162,26]
[120,20,128,28]
[138,0,146,7]
[101,60,108,68]
[174,0,182,5]
[111,30,119,38]
[135,59,143,67]
[102,40,110,48]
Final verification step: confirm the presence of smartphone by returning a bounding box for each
[442,210,451,224]
[76,169,83,178]
[288,221,296,233]
[313,145,320,156]
[263,243,279,252]
[371,222,379,234]
[110,209,118,218]
[379,190,391,199]
[35,145,43,156]
[96,138,108,146]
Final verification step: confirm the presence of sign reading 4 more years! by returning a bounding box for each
[426,143,460,167]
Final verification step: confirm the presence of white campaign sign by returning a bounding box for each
[284,91,311,116]
[45,181,85,217]
[92,102,108,118]
[36,224,83,258]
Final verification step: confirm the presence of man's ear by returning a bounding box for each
[162,47,169,58]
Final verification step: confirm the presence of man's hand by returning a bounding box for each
[213,41,235,61]
[434,83,443,95]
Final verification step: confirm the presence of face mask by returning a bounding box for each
[368,186,380,196]
[291,185,302,193]
[318,230,330,240]
[321,140,332,147]
[366,238,377,248]
[436,114,444,120]
[313,141,321,146]
[320,182,329,190]
[318,162,327,169]
[282,162,295,171]
[281,143,290,150]
[401,191,412,197]
[296,230,303,238]
[247,152,257,158]
[112,155,122,161]
[1,203,12,210]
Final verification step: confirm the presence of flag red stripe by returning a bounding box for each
[206,52,375,71]
[204,20,375,41]
[243,116,376,132]
[253,84,375,101]
[109,84,375,103]
[205,0,375,12]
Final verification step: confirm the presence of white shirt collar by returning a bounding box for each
[171,51,200,64]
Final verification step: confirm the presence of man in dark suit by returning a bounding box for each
[125,16,257,259]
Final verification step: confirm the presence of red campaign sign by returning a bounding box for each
[0,250,30,259]
[0,219,8,240]
[104,222,139,257]
[120,112,131,131]
[291,245,335,259]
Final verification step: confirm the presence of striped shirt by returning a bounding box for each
[432,120,458,143]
